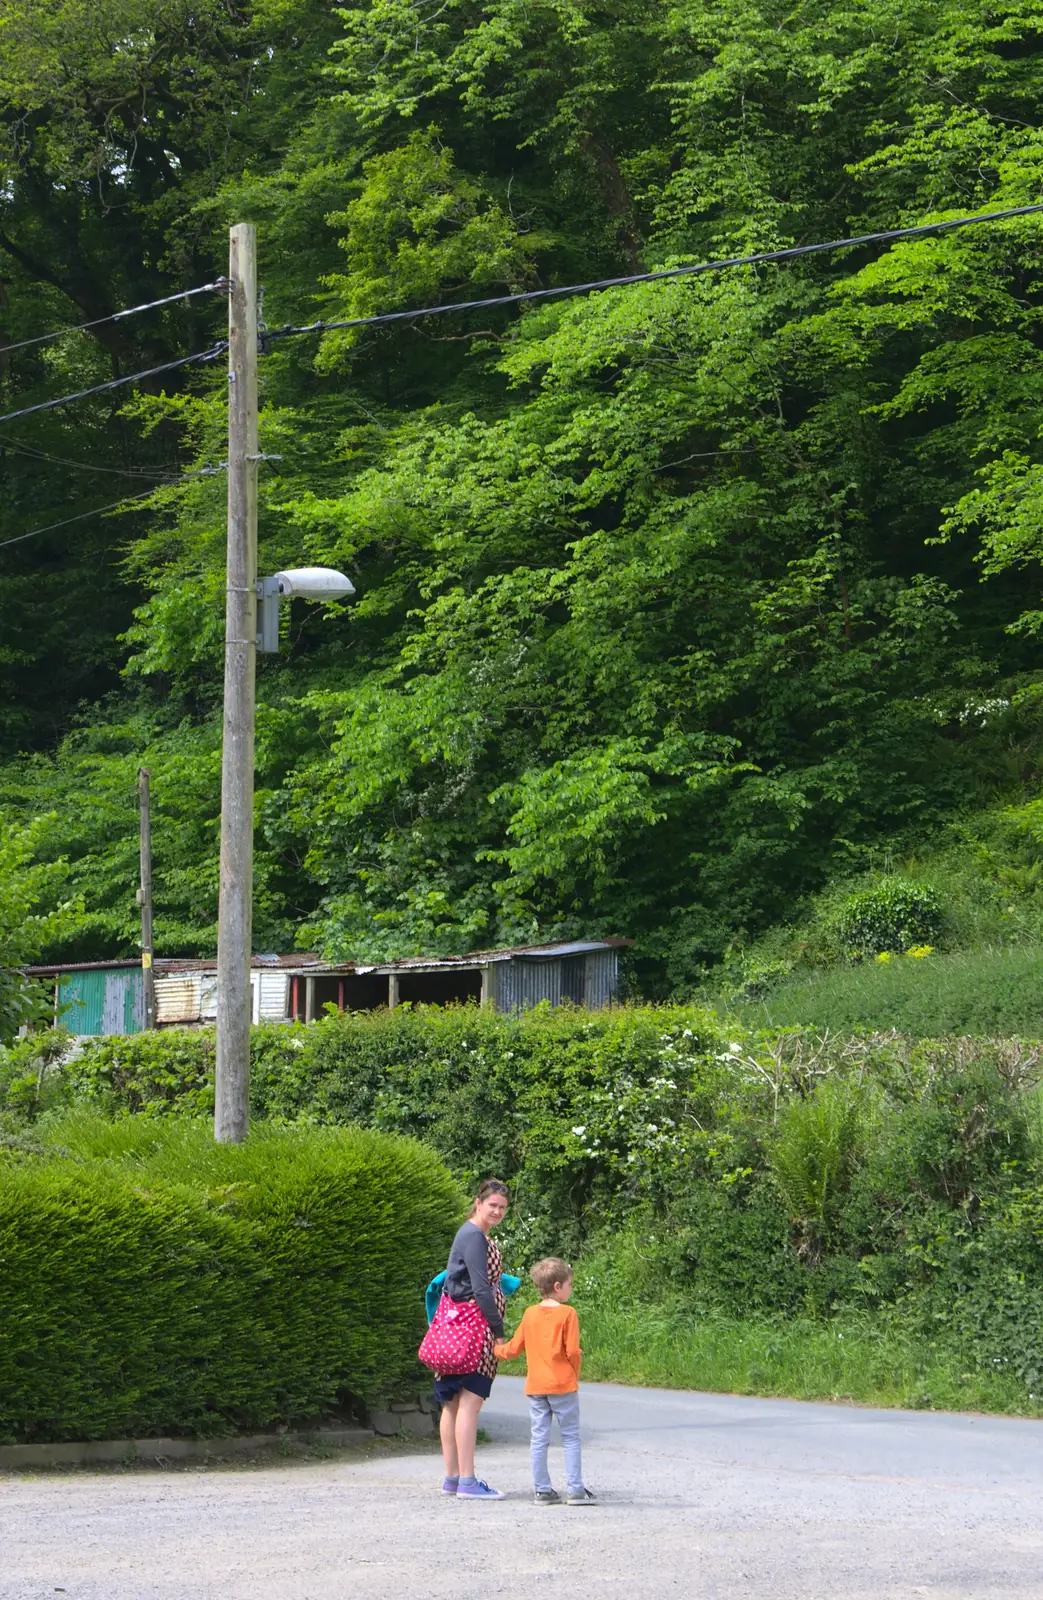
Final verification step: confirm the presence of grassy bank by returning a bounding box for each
[577,1302,1037,1416]
[732,946,1043,1035]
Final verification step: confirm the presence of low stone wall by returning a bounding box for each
[367,1394,436,1436]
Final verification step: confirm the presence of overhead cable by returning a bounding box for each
[0,458,235,551]
[267,202,1043,341]
[0,342,228,427]
[0,438,174,481]
[0,487,165,550]
[0,281,229,358]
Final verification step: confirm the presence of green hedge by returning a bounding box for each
[0,1115,462,1444]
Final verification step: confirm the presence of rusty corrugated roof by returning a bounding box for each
[297,937,632,978]
[25,939,631,982]
[24,953,320,977]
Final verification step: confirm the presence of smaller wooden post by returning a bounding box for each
[388,973,400,1009]
[137,767,157,1029]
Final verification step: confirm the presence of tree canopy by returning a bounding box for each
[3,0,1043,989]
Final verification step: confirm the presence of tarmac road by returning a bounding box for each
[3,1376,1042,1600]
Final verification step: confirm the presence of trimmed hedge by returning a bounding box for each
[0,1115,462,1444]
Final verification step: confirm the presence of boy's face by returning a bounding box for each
[551,1277,573,1303]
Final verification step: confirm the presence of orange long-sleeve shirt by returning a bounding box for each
[493,1303,582,1394]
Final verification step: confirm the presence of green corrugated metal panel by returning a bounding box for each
[123,972,145,1033]
[57,968,146,1035]
[58,970,106,1035]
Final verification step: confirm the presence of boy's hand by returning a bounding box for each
[493,1343,508,1359]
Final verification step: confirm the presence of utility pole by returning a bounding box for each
[215,223,258,1143]
[136,766,157,1030]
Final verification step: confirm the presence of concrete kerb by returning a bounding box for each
[0,1425,376,1472]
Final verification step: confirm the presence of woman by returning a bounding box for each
[436,1178,510,1500]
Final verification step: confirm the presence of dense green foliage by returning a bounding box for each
[833,881,944,961]
[0,1114,462,1443]
[5,2,1043,982]
[0,817,84,1040]
[708,804,1043,1020]
[8,1003,1043,1411]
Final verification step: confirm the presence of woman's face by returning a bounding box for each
[474,1190,509,1230]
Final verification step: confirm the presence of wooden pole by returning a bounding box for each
[215,223,258,1144]
[137,766,157,1029]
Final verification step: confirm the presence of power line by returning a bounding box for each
[0,455,234,548]
[267,201,1043,341]
[3,203,1038,482]
[0,341,227,427]
[0,487,163,550]
[0,437,173,481]
[0,280,229,358]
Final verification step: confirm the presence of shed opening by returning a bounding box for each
[397,969,482,1007]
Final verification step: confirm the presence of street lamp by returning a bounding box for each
[216,562,354,1145]
[256,567,355,653]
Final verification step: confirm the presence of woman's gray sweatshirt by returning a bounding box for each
[444,1221,504,1337]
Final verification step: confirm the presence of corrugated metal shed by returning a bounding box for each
[296,937,630,1016]
[492,946,622,1014]
[199,975,218,1020]
[58,969,106,1035]
[104,969,146,1034]
[29,938,630,1030]
[349,937,630,974]
[584,946,619,1008]
[140,968,289,1025]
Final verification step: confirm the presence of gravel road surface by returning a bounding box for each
[3,1377,1041,1599]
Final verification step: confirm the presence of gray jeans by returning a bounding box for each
[529,1391,583,1494]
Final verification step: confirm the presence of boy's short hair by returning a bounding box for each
[530,1257,572,1295]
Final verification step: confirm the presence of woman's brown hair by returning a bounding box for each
[468,1178,510,1216]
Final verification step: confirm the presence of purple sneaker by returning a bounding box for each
[441,1476,460,1495]
[457,1477,506,1500]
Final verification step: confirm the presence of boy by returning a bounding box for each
[493,1257,596,1506]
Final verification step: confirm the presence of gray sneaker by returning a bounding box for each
[567,1487,597,1506]
[534,1489,561,1505]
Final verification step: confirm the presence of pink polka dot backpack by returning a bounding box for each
[418,1291,488,1374]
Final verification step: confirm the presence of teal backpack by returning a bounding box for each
[426,1270,521,1323]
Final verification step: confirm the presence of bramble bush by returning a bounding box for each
[0,1114,462,1443]
[43,1005,759,1254]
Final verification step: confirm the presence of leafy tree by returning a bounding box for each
[5,0,1043,986]
[0,817,83,1039]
